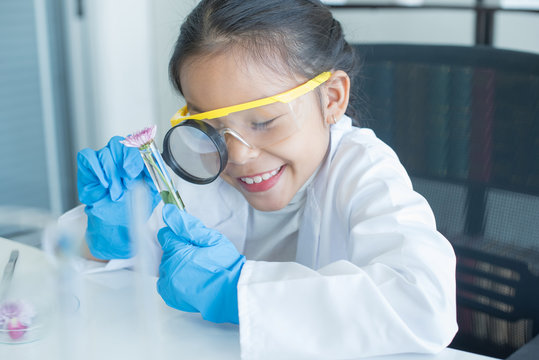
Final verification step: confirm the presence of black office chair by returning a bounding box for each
[350,44,539,359]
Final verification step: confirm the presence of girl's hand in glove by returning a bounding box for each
[77,136,160,259]
[157,204,245,324]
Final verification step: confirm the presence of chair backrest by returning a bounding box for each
[453,243,539,357]
[351,44,539,359]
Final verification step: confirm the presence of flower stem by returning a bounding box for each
[139,142,185,210]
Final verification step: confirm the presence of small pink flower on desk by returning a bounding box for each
[120,125,157,149]
[0,300,36,340]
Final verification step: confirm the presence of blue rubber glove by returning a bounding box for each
[157,204,245,324]
[77,136,160,259]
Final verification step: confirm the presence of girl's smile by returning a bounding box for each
[236,165,285,192]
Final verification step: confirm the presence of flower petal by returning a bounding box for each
[120,125,157,148]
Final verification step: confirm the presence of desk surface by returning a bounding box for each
[0,238,500,360]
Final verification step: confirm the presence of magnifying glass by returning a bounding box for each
[162,120,228,184]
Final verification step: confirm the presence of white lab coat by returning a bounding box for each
[60,116,457,359]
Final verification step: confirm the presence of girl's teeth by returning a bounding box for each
[241,167,281,185]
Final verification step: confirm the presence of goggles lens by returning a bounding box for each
[204,100,299,149]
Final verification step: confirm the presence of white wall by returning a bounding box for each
[65,0,197,152]
[494,11,539,53]
[331,0,539,53]
[65,0,156,150]
[151,0,198,143]
[333,9,475,45]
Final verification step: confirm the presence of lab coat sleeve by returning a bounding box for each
[236,135,458,359]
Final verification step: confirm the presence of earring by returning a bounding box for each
[331,115,337,124]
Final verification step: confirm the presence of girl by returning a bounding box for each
[74,0,458,359]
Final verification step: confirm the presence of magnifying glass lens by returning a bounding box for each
[168,125,221,180]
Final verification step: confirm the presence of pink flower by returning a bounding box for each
[120,125,157,148]
[7,318,27,340]
[0,300,35,329]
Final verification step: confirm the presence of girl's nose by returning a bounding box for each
[226,134,259,165]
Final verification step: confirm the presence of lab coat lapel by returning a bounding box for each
[296,186,321,268]
[295,116,351,269]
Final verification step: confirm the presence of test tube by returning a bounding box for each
[138,141,185,210]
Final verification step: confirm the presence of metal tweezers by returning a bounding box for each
[0,249,19,301]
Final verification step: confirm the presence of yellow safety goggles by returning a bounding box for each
[170,71,331,127]
[162,72,331,184]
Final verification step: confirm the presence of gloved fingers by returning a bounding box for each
[161,204,190,237]
[123,169,157,203]
[98,147,124,202]
[162,204,222,247]
[157,227,193,254]
[108,136,145,180]
[127,177,162,216]
[85,212,132,259]
[157,227,173,249]
[156,277,198,313]
[192,246,243,271]
[85,195,131,226]
[164,296,198,314]
[77,148,109,187]
[77,149,109,205]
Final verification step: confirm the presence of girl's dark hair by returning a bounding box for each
[169,0,360,120]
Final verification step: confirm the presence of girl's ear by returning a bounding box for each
[323,70,350,125]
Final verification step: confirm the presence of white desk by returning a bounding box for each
[0,238,500,360]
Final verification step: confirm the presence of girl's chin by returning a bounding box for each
[246,197,290,212]
[242,182,292,211]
